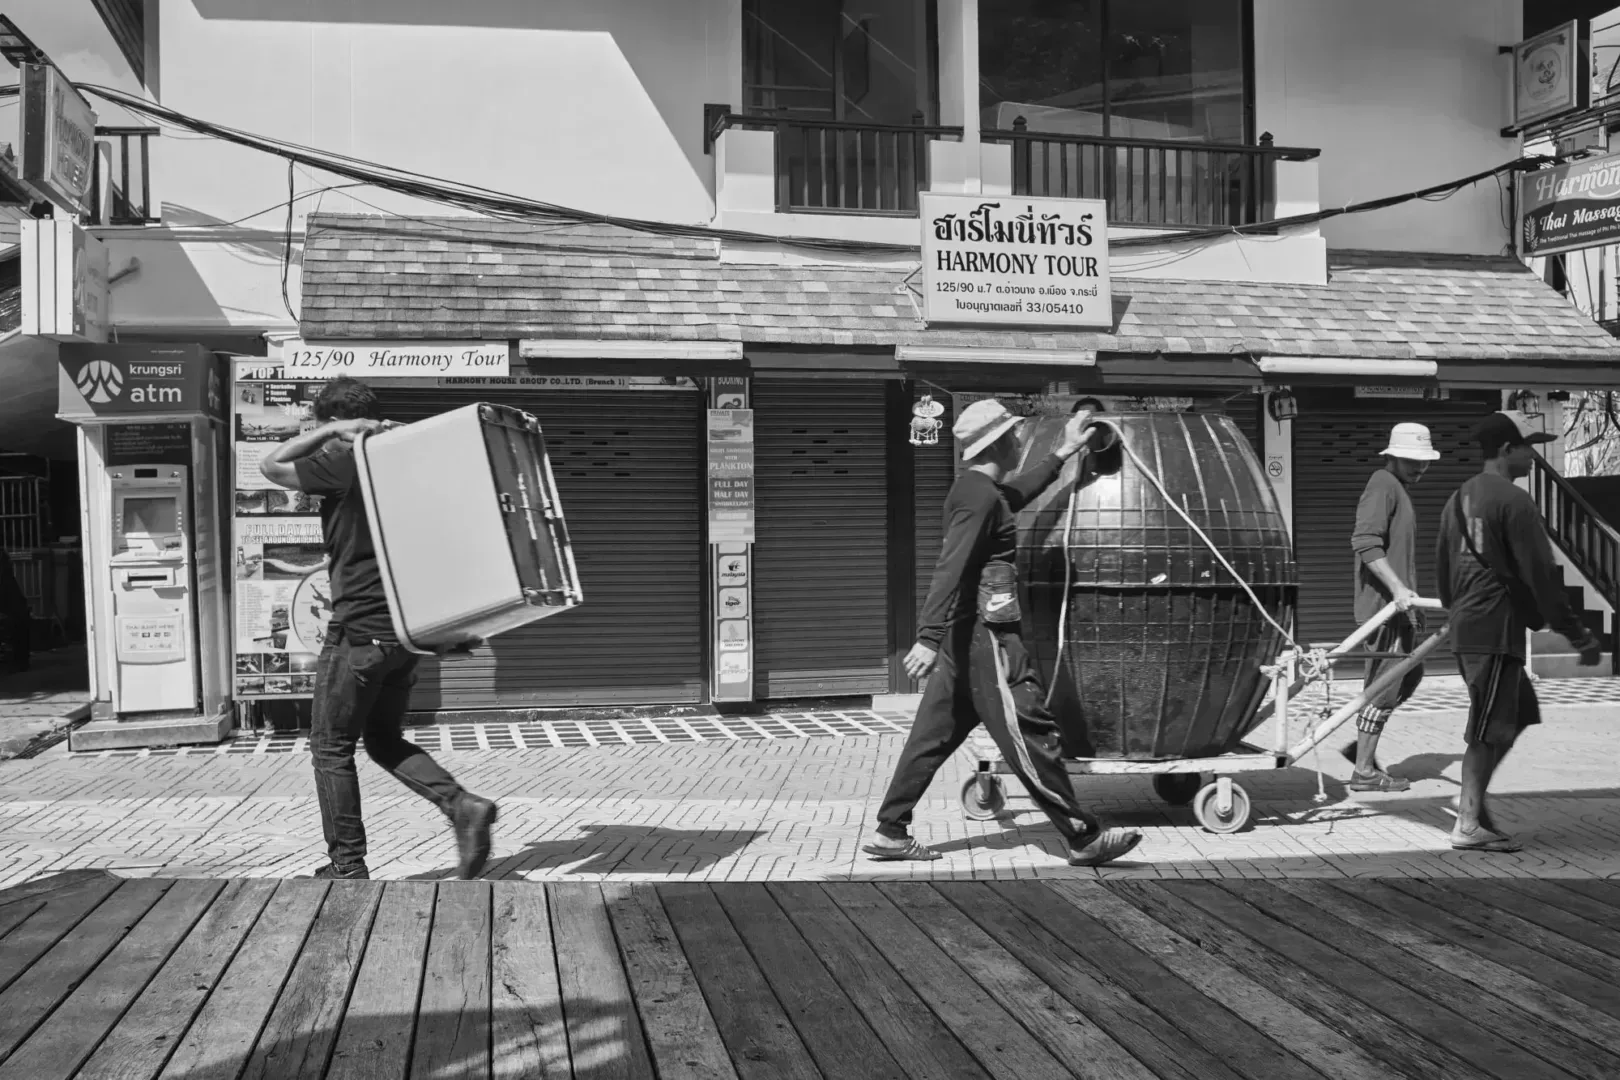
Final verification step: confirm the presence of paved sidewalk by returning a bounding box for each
[2,693,1615,886]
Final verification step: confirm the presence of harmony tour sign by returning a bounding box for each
[920,193,1113,330]
[1518,150,1620,257]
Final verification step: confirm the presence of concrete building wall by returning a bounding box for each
[1252,0,1521,255]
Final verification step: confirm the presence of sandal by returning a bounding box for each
[863,837,942,862]
[1450,826,1522,853]
[1348,770,1411,792]
[1068,828,1144,867]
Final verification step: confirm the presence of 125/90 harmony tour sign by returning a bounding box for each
[921,193,1112,329]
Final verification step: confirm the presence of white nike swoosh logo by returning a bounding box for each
[986,596,1014,612]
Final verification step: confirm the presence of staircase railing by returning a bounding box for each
[1528,453,1620,673]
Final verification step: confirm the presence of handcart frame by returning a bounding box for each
[961,598,1449,833]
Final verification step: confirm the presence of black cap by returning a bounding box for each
[1473,411,1555,458]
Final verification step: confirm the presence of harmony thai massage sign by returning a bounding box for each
[921,193,1113,330]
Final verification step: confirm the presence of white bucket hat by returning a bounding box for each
[1379,422,1440,461]
[955,399,1025,460]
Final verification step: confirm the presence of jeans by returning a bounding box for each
[311,629,464,869]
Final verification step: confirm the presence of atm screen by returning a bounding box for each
[122,497,178,536]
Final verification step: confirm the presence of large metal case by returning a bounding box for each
[353,402,581,654]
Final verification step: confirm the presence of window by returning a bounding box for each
[744,0,939,125]
[980,0,1249,142]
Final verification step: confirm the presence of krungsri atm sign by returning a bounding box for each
[920,193,1113,330]
[1519,151,1620,257]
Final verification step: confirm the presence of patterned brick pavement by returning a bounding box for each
[1,699,1615,887]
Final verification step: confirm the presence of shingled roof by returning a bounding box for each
[299,215,1620,365]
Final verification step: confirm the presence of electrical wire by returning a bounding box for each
[0,80,1559,263]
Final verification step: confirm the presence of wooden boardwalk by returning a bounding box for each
[1,871,1618,1079]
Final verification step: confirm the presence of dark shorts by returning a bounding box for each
[1457,653,1541,747]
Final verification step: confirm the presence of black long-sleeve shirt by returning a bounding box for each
[915,453,1066,647]
[1435,472,1590,658]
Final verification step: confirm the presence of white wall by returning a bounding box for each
[1253,0,1520,255]
[156,0,739,229]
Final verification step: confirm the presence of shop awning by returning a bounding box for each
[300,216,1620,387]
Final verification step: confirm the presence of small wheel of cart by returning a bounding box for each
[1151,773,1203,807]
[960,774,1007,821]
[1192,778,1252,834]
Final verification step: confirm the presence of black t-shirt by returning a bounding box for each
[294,446,395,642]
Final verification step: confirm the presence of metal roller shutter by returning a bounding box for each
[753,380,890,698]
[1223,394,1265,459]
[1292,404,1491,669]
[374,386,704,709]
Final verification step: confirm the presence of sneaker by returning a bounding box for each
[1067,828,1144,867]
[1348,770,1411,792]
[862,834,942,861]
[305,861,369,880]
[451,793,498,879]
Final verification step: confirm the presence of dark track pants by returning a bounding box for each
[876,621,1099,844]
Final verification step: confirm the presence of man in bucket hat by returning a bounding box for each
[1343,421,1439,791]
[864,399,1143,866]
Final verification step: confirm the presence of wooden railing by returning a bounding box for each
[984,121,1321,228]
[88,126,158,225]
[710,112,962,215]
[1529,453,1620,668]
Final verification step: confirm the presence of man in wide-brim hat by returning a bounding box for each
[864,398,1142,866]
[1343,421,1440,791]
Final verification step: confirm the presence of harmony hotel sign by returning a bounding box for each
[1519,150,1620,257]
[920,193,1113,330]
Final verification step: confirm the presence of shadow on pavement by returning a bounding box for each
[408,824,766,880]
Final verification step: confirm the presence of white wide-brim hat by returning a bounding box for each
[954,399,1025,460]
[1379,421,1440,461]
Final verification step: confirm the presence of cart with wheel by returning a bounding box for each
[960,597,1448,833]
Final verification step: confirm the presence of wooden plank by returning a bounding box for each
[0,901,43,943]
[1162,881,1560,1080]
[1273,881,1620,1060]
[1221,880,1617,1080]
[156,880,330,1080]
[988,881,1325,1080]
[75,879,278,1080]
[0,878,170,1062]
[0,874,121,994]
[0,870,116,908]
[1051,881,1402,1080]
[914,881,1229,1080]
[411,881,491,1080]
[550,882,655,1080]
[1502,880,1620,931]
[658,882,821,1080]
[0,879,222,1080]
[1462,880,1620,960]
[1330,881,1620,1021]
[490,881,568,1080]
[820,883,1076,1080]
[712,883,907,1080]
[326,881,435,1080]
[1386,880,1618,981]
[240,880,383,1079]
[1552,880,1620,914]
[604,883,737,1080]
[1109,881,1490,1080]
[766,883,991,1080]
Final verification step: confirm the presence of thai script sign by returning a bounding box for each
[921,193,1112,329]
[20,64,97,215]
[1518,151,1620,257]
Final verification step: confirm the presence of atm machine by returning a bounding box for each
[57,343,233,750]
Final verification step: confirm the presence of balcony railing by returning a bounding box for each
[88,126,158,226]
[1529,452,1620,673]
[710,112,962,216]
[985,122,1320,229]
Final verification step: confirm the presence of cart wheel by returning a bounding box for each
[960,775,1007,821]
[1192,779,1252,834]
[1152,774,1202,807]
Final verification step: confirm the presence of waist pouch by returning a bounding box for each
[977,562,1022,625]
